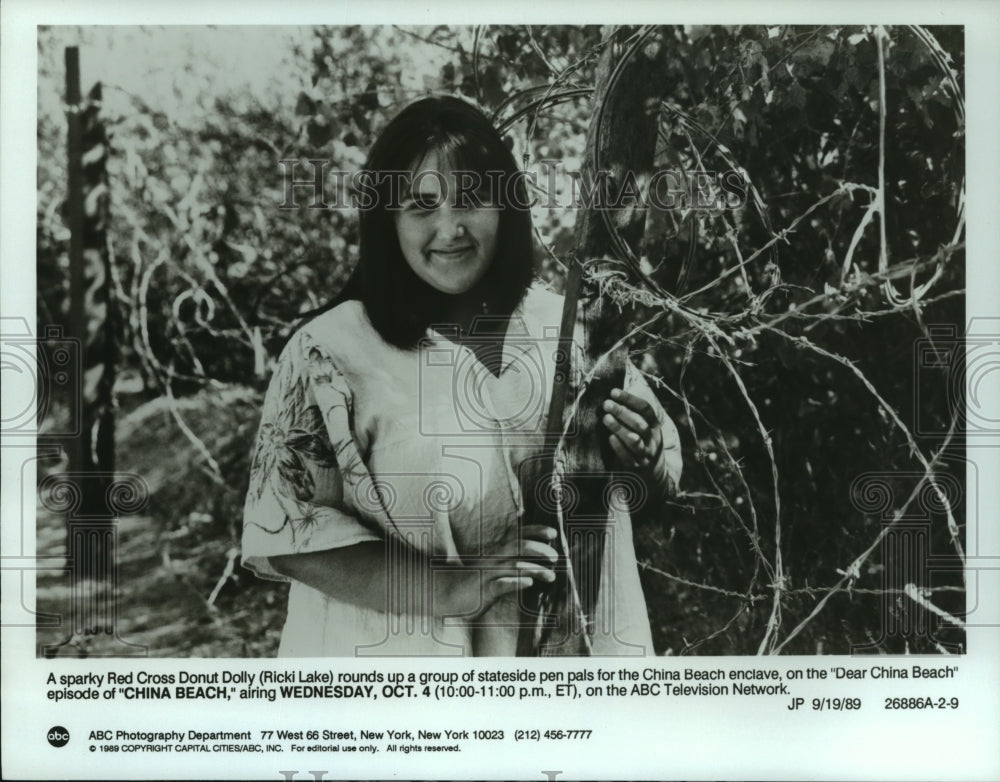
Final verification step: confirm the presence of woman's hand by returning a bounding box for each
[602,387,666,470]
[433,524,558,619]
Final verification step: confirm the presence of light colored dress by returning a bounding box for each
[242,284,680,656]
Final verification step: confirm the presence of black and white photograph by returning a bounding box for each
[29,21,970,658]
[3,3,999,780]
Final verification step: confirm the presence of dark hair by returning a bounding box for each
[335,95,536,349]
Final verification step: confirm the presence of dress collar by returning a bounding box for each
[424,285,558,375]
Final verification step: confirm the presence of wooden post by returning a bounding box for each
[59,48,120,649]
[65,47,85,480]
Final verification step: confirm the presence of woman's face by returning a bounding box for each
[394,149,499,296]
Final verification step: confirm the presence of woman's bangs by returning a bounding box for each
[433,131,508,178]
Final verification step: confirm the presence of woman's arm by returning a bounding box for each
[270,542,397,613]
[269,525,558,621]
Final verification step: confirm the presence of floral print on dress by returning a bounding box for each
[242,330,382,577]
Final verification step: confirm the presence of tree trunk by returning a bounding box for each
[518,27,669,654]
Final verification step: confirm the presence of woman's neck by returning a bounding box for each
[437,290,511,377]
[439,287,505,339]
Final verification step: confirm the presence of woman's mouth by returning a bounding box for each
[428,245,473,259]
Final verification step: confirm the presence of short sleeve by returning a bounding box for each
[241,330,380,582]
[625,360,682,496]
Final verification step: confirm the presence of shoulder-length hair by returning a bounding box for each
[336,95,536,349]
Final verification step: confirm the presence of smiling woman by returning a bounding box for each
[394,150,500,297]
[343,96,536,350]
[241,95,682,657]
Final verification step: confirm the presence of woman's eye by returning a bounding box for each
[408,195,440,210]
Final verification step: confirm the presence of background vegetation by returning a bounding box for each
[35,24,966,656]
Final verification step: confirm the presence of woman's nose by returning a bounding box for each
[433,203,466,241]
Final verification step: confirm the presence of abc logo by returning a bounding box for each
[47,726,70,748]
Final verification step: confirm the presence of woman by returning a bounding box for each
[242,95,681,656]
